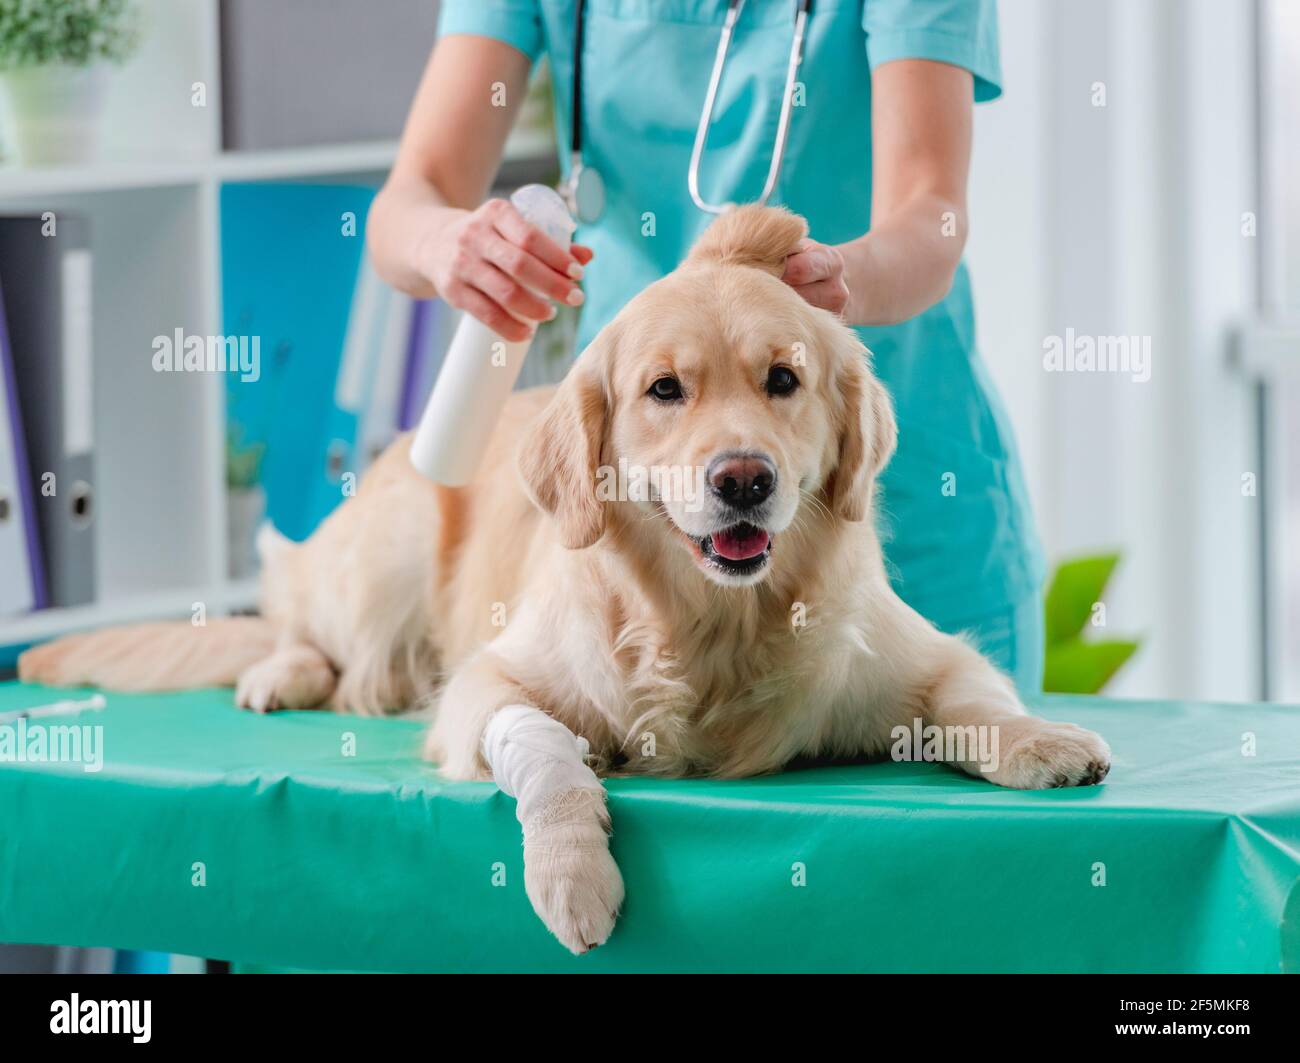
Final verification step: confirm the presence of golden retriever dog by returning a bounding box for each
[21,205,1111,954]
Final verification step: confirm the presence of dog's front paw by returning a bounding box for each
[235,649,335,713]
[986,718,1111,789]
[522,788,625,955]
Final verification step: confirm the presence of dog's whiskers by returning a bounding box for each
[798,486,833,523]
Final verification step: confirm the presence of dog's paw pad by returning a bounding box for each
[992,720,1112,790]
[1083,760,1110,785]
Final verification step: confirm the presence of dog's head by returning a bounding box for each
[519,205,896,588]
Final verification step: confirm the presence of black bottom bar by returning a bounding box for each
[0,972,1292,1050]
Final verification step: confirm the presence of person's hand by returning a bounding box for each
[425,198,595,342]
[781,238,850,316]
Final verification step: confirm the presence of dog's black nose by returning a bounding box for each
[708,454,776,509]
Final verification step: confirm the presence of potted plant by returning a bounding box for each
[0,0,142,165]
[226,428,266,581]
[1042,552,1140,693]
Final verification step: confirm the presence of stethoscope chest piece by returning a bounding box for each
[563,158,606,225]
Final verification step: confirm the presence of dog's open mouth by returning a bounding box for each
[697,522,773,574]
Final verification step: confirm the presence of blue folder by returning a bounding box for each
[220,184,378,542]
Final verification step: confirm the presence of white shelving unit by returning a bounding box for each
[0,0,555,653]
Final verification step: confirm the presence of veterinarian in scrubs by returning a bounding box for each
[369,0,1046,690]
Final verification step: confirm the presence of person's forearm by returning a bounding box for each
[367,175,469,299]
[836,192,968,326]
[366,36,584,340]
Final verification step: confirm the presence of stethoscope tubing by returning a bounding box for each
[565,0,814,219]
[689,0,813,214]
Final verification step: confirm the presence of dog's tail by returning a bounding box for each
[686,204,808,276]
[17,615,279,692]
[18,522,300,693]
[17,523,297,692]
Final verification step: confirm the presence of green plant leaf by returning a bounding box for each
[0,0,142,69]
[1042,639,1138,694]
[1044,553,1120,646]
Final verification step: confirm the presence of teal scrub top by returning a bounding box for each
[438,0,1045,631]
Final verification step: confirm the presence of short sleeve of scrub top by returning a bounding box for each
[861,0,1002,102]
[437,0,544,62]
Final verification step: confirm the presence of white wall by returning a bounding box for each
[967,0,1261,701]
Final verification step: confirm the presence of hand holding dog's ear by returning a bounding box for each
[829,352,897,522]
[518,352,608,549]
[781,238,851,317]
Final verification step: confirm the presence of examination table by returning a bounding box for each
[0,682,1296,973]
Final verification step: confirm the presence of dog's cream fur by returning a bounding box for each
[21,206,1110,954]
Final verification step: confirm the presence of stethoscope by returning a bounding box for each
[559,0,815,222]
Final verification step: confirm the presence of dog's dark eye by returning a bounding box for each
[649,376,684,402]
[766,366,799,396]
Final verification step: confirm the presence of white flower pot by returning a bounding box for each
[1,63,109,166]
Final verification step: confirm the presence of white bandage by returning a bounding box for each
[481,705,603,828]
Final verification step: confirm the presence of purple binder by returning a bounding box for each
[398,299,440,432]
[0,274,48,611]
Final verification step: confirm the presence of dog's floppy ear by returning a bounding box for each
[686,204,808,276]
[518,339,610,549]
[828,346,897,522]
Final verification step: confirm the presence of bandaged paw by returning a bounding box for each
[483,706,622,953]
[481,704,603,828]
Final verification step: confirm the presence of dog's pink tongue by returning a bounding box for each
[711,526,770,561]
